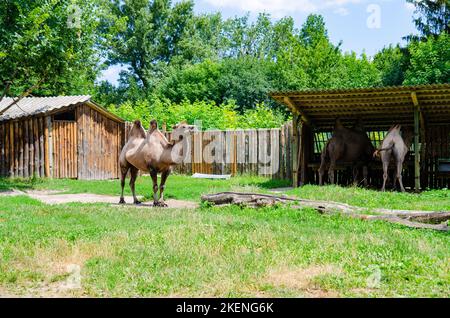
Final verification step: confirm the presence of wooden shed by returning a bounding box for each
[0,96,125,180]
[270,84,450,190]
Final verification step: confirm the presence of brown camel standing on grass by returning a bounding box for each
[374,125,414,192]
[319,118,375,186]
[119,119,194,207]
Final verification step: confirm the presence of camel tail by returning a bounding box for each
[373,144,395,158]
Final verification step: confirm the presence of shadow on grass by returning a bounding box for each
[249,178,292,189]
[0,177,43,192]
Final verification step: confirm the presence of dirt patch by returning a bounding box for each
[269,187,294,193]
[1,190,198,209]
[0,278,86,298]
[264,264,343,298]
[26,189,65,195]
[0,189,26,196]
[3,237,126,298]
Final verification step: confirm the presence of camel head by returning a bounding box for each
[171,121,198,144]
[352,118,366,132]
[172,121,198,133]
[159,121,197,165]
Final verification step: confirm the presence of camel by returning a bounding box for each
[374,125,414,192]
[319,119,375,186]
[119,119,195,207]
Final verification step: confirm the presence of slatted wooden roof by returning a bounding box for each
[270,84,450,130]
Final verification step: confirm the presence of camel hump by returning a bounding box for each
[334,118,344,129]
[129,120,146,139]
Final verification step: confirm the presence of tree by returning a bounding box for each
[406,0,449,40]
[217,57,273,111]
[154,57,274,110]
[299,14,330,47]
[102,0,199,89]
[0,0,102,112]
[333,52,381,88]
[373,45,410,86]
[403,33,450,85]
[154,59,222,104]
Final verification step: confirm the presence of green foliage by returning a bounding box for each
[406,0,449,40]
[374,45,410,86]
[154,59,222,105]
[403,33,450,85]
[107,98,286,130]
[238,103,288,129]
[0,0,102,98]
[274,15,381,91]
[4,0,448,126]
[101,0,200,89]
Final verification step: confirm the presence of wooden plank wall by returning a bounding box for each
[424,125,450,189]
[76,104,122,180]
[0,117,47,178]
[52,121,78,179]
[123,122,294,180]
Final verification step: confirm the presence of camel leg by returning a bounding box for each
[157,170,170,207]
[381,160,389,192]
[362,165,369,187]
[129,166,141,204]
[352,165,359,186]
[319,160,327,186]
[328,160,336,185]
[396,161,406,192]
[392,170,398,190]
[150,169,160,207]
[119,163,130,204]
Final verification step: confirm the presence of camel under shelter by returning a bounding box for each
[0,96,125,180]
[270,83,450,191]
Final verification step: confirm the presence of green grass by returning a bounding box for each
[0,176,449,297]
[286,185,450,211]
[0,175,289,201]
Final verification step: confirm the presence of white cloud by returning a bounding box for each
[203,0,361,17]
[404,2,415,12]
[97,64,126,86]
[334,7,350,16]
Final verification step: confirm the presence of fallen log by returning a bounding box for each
[201,192,449,232]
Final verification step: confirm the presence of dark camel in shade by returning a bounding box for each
[319,119,375,186]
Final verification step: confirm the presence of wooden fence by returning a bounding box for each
[0,118,48,178]
[124,122,294,180]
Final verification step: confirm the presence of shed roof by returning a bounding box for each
[0,95,124,123]
[270,84,450,130]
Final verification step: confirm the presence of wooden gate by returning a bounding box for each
[52,120,77,178]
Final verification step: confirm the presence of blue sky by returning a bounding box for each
[99,0,418,85]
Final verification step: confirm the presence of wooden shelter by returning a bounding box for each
[270,84,450,190]
[0,96,125,180]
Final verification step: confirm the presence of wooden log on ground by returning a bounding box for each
[201,192,449,232]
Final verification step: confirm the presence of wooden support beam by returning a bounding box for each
[292,114,300,188]
[411,92,421,192]
[46,116,53,178]
[283,97,315,128]
[299,123,312,186]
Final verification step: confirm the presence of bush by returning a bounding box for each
[107,98,287,130]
